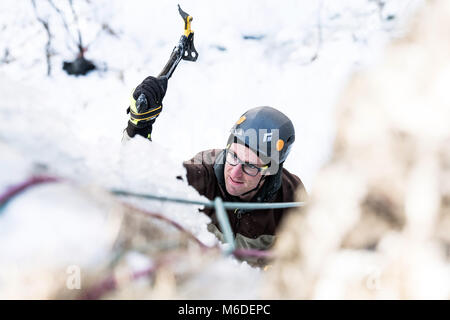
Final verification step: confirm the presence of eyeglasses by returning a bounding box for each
[225,150,268,177]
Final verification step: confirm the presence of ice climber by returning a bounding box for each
[122,76,308,253]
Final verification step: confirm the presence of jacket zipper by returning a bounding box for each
[234,208,243,231]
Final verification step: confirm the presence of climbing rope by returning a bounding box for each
[0,176,60,212]
[111,188,306,252]
[1,175,289,299]
[0,176,300,259]
[111,189,306,210]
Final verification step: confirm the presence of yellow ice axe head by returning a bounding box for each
[178,4,194,37]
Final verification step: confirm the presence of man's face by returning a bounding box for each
[224,143,265,197]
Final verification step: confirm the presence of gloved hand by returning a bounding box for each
[126,76,168,140]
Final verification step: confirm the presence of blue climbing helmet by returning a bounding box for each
[226,106,295,172]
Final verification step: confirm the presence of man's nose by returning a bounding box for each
[230,164,244,177]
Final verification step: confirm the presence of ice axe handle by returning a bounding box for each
[158,48,180,79]
[158,35,198,79]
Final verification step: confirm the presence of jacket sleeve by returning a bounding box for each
[182,149,222,199]
[183,161,210,197]
[182,150,215,197]
[282,169,308,202]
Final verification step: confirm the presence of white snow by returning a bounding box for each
[0,0,423,298]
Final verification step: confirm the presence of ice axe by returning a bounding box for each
[159,4,199,78]
[132,4,198,114]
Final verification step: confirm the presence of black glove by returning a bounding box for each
[126,76,168,139]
